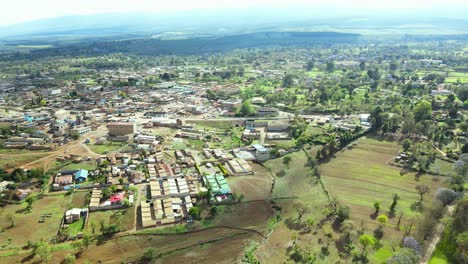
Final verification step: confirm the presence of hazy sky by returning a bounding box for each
[1,0,467,26]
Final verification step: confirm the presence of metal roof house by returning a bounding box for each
[74,169,89,182]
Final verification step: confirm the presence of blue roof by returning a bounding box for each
[252,144,268,152]
[74,169,89,180]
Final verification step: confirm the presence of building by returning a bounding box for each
[74,169,88,183]
[221,99,242,110]
[252,144,270,161]
[15,188,31,200]
[134,134,156,144]
[256,107,279,117]
[107,122,136,136]
[55,175,73,186]
[70,125,91,136]
[64,208,87,224]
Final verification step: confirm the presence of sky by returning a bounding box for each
[0,0,467,26]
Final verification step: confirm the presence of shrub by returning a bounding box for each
[435,188,458,206]
[403,237,423,256]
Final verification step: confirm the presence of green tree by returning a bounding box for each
[373,201,381,214]
[305,60,315,71]
[359,234,376,254]
[413,100,432,122]
[415,184,430,202]
[25,195,36,212]
[403,139,412,152]
[33,240,52,264]
[282,156,292,167]
[326,61,335,72]
[238,101,255,117]
[387,248,420,264]
[377,214,388,225]
[64,254,76,264]
[188,206,201,220]
[282,74,294,87]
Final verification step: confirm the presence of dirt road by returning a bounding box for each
[420,205,455,264]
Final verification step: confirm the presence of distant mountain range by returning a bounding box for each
[0,11,467,40]
[0,11,467,55]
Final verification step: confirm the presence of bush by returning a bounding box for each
[403,237,423,256]
[387,248,420,264]
[435,188,458,206]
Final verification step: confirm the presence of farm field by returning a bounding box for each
[320,137,444,262]
[227,163,273,202]
[256,150,336,263]
[0,194,70,248]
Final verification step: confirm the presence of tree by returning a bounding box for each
[64,254,76,264]
[373,201,381,214]
[413,100,432,122]
[389,194,400,216]
[435,188,458,206]
[337,205,351,222]
[282,156,292,167]
[32,240,52,264]
[209,206,218,217]
[359,234,376,253]
[282,74,294,87]
[305,60,315,71]
[402,237,423,256]
[238,100,255,117]
[387,248,420,264]
[377,214,388,225]
[122,198,131,208]
[326,61,335,72]
[403,140,412,152]
[415,185,430,202]
[188,206,201,220]
[25,195,36,212]
[6,213,15,227]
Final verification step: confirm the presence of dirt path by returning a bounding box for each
[420,205,455,264]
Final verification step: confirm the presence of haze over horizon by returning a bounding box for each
[1,0,468,26]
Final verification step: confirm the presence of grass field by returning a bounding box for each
[0,153,48,169]
[0,194,70,247]
[86,208,134,235]
[70,191,88,208]
[89,142,127,154]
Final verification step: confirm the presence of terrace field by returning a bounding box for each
[320,137,444,262]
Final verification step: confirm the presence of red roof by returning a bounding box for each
[109,193,124,203]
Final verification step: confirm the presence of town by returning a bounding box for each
[0,30,467,264]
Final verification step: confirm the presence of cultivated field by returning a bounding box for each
[320,137,443,262]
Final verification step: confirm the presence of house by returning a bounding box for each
[256,107,279,117]
[55,175,73,186]
[74,169,89,183]
[252,144,270,161]
[64,208,87,224]
[107,122,136,136]
[15,188,31,200]
[109,193,124,204]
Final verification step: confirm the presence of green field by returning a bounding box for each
[321,137,442,218]
[86,208,134,235]
[89,142,127,154]
[0,194,70,247]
